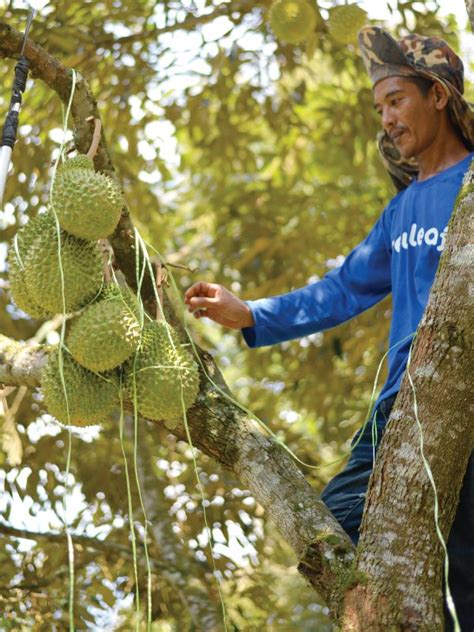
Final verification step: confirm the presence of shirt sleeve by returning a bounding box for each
[241,210,393,348]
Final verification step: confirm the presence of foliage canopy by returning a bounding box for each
[0,0,470,628]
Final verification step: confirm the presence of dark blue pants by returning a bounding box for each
[320,395,474,631]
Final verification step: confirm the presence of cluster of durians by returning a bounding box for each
[8,155,200,427]
[268,0,367,46]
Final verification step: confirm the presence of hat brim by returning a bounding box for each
[358,26,411,75]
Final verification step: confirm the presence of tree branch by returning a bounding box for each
[89,3,234,48]
[0,334,48,387]
[0,519,164,569]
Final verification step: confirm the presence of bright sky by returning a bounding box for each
[21,0,472,22]
[362,0,469,25]
[16,0,474,45]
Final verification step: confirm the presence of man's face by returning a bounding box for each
[373,76,440,160]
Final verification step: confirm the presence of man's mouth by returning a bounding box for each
[391,130,406,142]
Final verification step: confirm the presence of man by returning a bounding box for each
[184,27,474,629]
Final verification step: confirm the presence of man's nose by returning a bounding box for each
[381,106,396,133]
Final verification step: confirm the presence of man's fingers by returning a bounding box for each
[184,282,220,302]
[184,282,206,301]
[184,282,245,329]
[184,282,206,302]
[187,296,218,310]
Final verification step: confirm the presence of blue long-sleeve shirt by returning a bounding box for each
[242,153,472,410]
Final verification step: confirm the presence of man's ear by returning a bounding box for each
[432,81,449,111]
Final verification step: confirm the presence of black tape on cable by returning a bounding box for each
[1,56,30,149]
[13,56,30,93]
[1,111,19,148]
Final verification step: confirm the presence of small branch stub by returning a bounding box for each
[155,262,168,321]
[86,117,102,160]
[99,239,113,282]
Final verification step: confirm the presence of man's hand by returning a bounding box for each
[184,282,255,330]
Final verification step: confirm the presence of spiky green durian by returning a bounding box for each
[269,0,317,45]
[327,5,367,45]
[125,321,200,421]
[24,212,103,314]
[41,349,118,426]
[60,154,95,173]
[51,158,124,241]
[7,213,54,319]
[67,283,142,372]
[8,262,50,319]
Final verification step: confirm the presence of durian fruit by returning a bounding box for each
[327,4,367,45]
[41,349,118,426]
[51,155,124,241]
[269,0,318,45]
[24,211,103,314]
[8,264,50,319]
[125,321,200,421]
[67,283,142,372]
[7,212,54,319]
[60,154,94,173]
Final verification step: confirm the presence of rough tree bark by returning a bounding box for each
[0,18,472,630]
[340,170,474,630]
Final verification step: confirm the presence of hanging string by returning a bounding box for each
[118,383,142,629]
[131,384,153,630]
[41,71,156,629]
[48,67,78,632]
[127,241,155,630]
[131,228,229,629]
[83,258,151,628]
[131,229,156,629]
[99,225,153,627]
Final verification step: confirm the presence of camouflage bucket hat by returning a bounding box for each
[358,26,474,190]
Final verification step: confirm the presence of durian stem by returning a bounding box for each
[86,117,102,160]
[155,263,166,322]
[0,391,11,418]
[163,261,198,274]
[99,239,113,282]
[32,315,64,343]
[0,386,16,399]
[1,385,28,460]
[8,385,28,418]
[0,386,24,466]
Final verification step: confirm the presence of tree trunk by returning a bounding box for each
[338,166,474,630]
